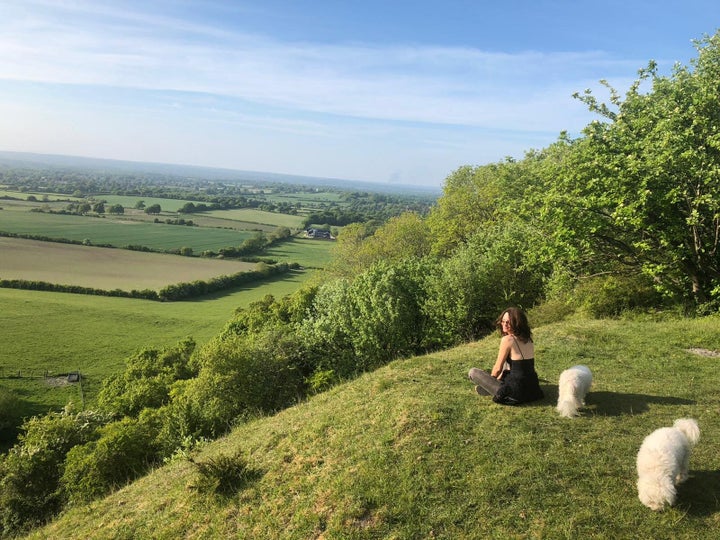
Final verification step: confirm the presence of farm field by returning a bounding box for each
[178,214,280,232]
[258,190,345,206]
[264,237,335,268]
[0,207,256,252]
[0,190,81,202]
[204,207,306,228]
[0,266,317,422]
[92,194,196,213]
[0,237,258,290]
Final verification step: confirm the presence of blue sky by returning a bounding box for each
[0,1,718,188]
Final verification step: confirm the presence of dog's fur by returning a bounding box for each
[636,418,700,510]
[556,365,593,418]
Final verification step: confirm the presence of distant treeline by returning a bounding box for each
[1,168,437,223]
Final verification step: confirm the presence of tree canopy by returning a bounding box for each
[543,32,720,304]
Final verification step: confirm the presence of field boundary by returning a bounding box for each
[0,262,299,301]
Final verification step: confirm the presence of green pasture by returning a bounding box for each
[179,214,279,233]
[259,190,345,206]
[0,208,254,251]
[264,237,335,268]
[0,190,82,203]
[0,238,260,290]
[204,208,306,228]
[97,195,194,213]
[0,268,316,420]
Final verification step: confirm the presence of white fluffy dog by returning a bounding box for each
[636,418,701,511]
[556,365,593,418]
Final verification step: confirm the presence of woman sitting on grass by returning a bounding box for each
[468,307,544,406]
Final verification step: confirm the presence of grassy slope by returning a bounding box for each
[26,315,720,539]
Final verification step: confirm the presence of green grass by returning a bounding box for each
[0,208,256,251]
[204,208,306,228]
[24,315,720,539]
[264,237,336,268]
[0,237,259,290]
[0,191,82,202]
[92,195,195,213]
[0,269,315,416]
[258,191,345,208]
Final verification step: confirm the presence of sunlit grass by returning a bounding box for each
[0,268,316,415]
[26,314,720,539]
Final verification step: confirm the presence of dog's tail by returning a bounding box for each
[673,418,700,446]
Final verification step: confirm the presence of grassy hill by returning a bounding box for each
[25,315,720,539]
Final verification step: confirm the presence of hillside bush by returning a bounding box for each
[190,450,258,498]
[171,331,306,438]
[423,222,551,346]
[97,338,196,417]
[0,407,109,536]
[297,259,434,377]
[60,416,161,505]
[342,259,431,368]
[0,389,21,432]
[571,273,664,318]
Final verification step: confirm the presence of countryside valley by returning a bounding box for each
[2,33,720,539]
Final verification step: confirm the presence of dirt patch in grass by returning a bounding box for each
[685,347,720,357]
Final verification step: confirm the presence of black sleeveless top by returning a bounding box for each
[493,358,544,406]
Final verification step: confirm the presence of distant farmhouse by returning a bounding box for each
[305,228,335,240]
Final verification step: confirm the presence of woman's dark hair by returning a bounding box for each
[496,307,533,342]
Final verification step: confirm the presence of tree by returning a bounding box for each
[426,164,507,256]
[547,32,720,304]
[145,203,161,215]
[328,212,431,276]
[107,204,124,215]
[178,202,196,214]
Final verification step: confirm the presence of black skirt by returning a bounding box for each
[493,359,544,406]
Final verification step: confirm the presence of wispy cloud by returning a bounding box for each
[0,0,641,133]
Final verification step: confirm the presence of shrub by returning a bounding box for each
[96,338,196,416]
[0,407,108,536]
[305,368,337,394]
[298,259,434,376]
[572,274,664,318]
[172,331,305,438]
[0,388,22,432]
[60,416,161,505]
[423,223,550,345]
[190,451,258,497]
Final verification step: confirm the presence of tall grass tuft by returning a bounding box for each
[189,451,260,498]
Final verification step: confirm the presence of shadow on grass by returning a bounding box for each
[184,269,306,303]
[678,469,720,516]
[587,391,695,416]
[530,385,695,415]
[467,383,695,415]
